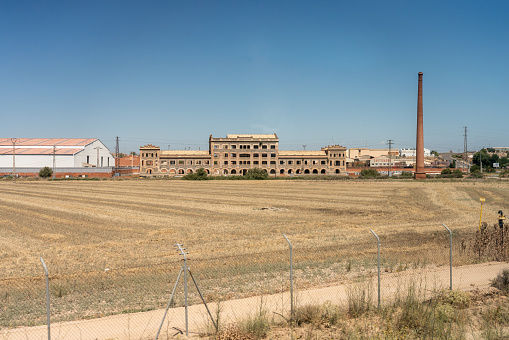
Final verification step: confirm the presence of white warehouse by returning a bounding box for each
[0,138,114,169]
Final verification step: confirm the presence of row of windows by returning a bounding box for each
[159,160,210,166]
[141,152,158,158]
[220,160,277,166]
[213,144,276,150]
[153,168,341,175]
[214,153,277,158]
[145,159,345,167]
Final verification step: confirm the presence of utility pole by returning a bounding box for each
[115,136,120,176]
[11,138,17,178]
[53,146,56,179]
[94,146,101,167]
[463,126,468,172]
[387,139,394,177]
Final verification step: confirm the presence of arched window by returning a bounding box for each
[313,169,318,174]
[304,169,310,174]
[321,169,326,174]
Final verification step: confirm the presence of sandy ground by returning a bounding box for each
[2,262,507,340]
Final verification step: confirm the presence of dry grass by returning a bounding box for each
[0,179,508,327]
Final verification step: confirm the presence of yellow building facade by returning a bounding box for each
[140,134,347,176]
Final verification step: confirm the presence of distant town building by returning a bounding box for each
[140,134,347,176]
[400,148,431,157]
[347,148,398,160]
[118,155,140,167]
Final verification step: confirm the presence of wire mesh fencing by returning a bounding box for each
[0,226,505,339]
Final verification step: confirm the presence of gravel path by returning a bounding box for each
[2,262,507,340]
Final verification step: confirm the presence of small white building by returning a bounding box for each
[0,138,114,168]
[370,156,397,167]
[400,148,431,157]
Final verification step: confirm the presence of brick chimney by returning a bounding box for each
[414,72,426,179]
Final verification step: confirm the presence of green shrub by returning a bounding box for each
[500,169,509,178]
[441,168,452,175]
[39,166,53,178]
[438,290,471,309]
[244,168,268,180]
[452,169,464,178]
[470,170,483,178]
[182,168,208,180]
[399,171,413,178]
[359,169,380,178]
[470,165,480,172]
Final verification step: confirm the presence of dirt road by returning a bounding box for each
[2,262,507,340]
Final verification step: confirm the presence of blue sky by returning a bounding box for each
[1,1,508,153]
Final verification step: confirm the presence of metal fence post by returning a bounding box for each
[442,223,453,290]
[176,244,189,336]
[283,234,293,323]
[369,229,381,309]
[40,257,50,340]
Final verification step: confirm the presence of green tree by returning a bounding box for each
[473,149,490,168]
[470,165,480,173]
[39,166,53,178]
[182,168,208,180]
[490,153,500,166]
[431,150,440,157]
[244,168,268,180]
[449,160,456,168]
[487,147,496,153]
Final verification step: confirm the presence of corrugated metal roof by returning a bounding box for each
[0,148,82,155]
[0,138,96,147]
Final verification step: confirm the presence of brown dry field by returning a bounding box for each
[0,179,508,277]
[1,178,508,327]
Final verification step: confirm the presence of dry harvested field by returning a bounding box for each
[1,179,508,328]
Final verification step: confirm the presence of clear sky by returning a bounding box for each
[1,1,508,154]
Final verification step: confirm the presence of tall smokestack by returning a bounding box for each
[414,72,426,179]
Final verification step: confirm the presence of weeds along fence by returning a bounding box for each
[0,226,505,339]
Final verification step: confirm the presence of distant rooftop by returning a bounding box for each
[160,150,209,156]
[279,150,325,156]
[0,138,97,147]
[0,138,97,155]
[225,134,277,139]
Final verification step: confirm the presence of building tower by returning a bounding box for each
[414,72,426,179]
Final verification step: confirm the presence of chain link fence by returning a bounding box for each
[1,226,506,339]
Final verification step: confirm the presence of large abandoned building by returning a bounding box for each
[140,134,347,176]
